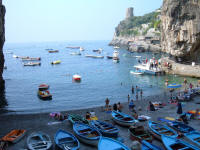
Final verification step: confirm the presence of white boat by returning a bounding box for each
[85,55,104,59]
[114,46,120,49]
[70,52,81,55]
[73,74,81,81]
[130,70,144,75]
[13,54,19,58]
[113,50,119,58]
[24,62,41,66]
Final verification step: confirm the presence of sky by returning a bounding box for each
[3,0,163,43]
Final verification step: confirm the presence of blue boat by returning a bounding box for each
[54,129,80,150]
[111,111,137,127]
[148,120,177,140]
[162,135,199,150]
[98,137,130,150]
[90,120,119,137]
[142,140,163,150]
[167,121,195,133]
[184,131,200,147]
[73,122,101,146]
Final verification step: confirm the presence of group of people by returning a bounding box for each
[131,85,143,101]
[104,98,123,112]
[85,110,97,120]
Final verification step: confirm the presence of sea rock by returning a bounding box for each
[0,0,5,90]
[161,0,200,61]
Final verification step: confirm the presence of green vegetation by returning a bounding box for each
[116,10,161,36]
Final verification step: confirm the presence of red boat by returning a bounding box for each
[73,74,81,82]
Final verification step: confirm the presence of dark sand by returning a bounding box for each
[1,93,200,150]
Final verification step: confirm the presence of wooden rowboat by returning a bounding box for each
[1,129,26,143]
[167,121,195,133]
[98,137,130,150]
[148,120,177,140]
[73,122,101,146]
[162,135,199,150]
[54,129,80,150]
[68,114,90,125]
[90,120,119,138]
[129,126,152,143]
[111,111,137,127]
[141,140,163,150]
[27,132,52,150]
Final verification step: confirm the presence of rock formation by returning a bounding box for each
[161,0,200,61]
[0,0,5,90]
[126,7,134,19]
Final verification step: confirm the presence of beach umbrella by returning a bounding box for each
[167,83,182,89]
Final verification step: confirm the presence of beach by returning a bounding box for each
[1,92,200,150]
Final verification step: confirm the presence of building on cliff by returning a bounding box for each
[126,7,134,19]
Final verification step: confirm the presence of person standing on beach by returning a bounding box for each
[131,86,134,94]
[113,103,118,111]
[140,89,143,100]
[105,98,110,110]
[117,102,123,112]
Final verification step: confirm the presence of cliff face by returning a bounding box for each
[161,0,200,61]
[0,0,5,90]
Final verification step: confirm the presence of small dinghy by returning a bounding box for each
[162,135,199,150]
[141,140,163,150]
[128,125,152,143]
[106,56,113,59]
[98,137,130,150]
[1,129,26,143]
[184,131,200,147]
[73,122,101,146]
[130,70,144,75]
[48,50,59,53]
[55,129,80,150]
[22,57,41,61]
[51,60,61,65]
[27,132,52,150]
[167,121,195,133]
[24,62,41,66]
[38,84,52,100]
[68,114,90,125]
[90,120,119,138]
[148,120,177,140]
[70,52,81,55]
[72,74,81,82]
[111,111,137,127]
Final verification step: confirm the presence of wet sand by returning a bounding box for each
[1,93,200,150]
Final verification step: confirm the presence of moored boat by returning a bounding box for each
[114,46,120,49]
[70,52,81,55]
[130,70,144,75]
[73,122,101,146]
[148,120,177,140]
[48,50,59,53]
[80,47,84,51]
[51,60,61,65]
[23,62,41,66]
[111,111,137,127]
[184,131,200,147]
[167,121,195,133]
[98,137,130,150]
[66,46,80,49]
[27,132,52,150]
[38,84,52,100]
[68,114,90,125]
[90,120,119,138]
[73,74,81,82]
[107,56,113,59]
[141,140,163,150]
[85,55,104,59]
[54,129,80,150]
[161,135,199,150]
[129,125,152,143]
[22,57,41,61]
[1,129,26,143]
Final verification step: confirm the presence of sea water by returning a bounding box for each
[2,41,198,114]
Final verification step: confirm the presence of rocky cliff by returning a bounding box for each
[161,0,200,62]
[0,0,5,90]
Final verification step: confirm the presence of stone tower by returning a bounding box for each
[126,7,134,19]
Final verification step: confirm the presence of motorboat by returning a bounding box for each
[22,57,41,61]
[130,70,144,75]
[38,84,52,100]
[24,62,41,66]
[51,60,61,65]
[73,74,81,82]
[48,50,59,53]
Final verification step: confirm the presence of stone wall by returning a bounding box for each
[161,0,200,61]
[0,0,5,90]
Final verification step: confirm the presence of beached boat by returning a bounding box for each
[1,129,26,143]
[73,122,101,146]
[148,121,177,140]
[73,74,81,82]
[98,137,130,150]
[128,126,152,143]
[90,120,119,138]
[70,52,81,55]
[68,114,90,125]
[54,129,80,150]
[142,140,163,150]
[111,111,137,127]
[27,132,52,150]
[48,50,59,53]
[107,56,113,59]
[130,70,144,75]
[85,55,104,59]
[184,131,200,147]
[22,57,41,61]
[162,135,199,150]
[167,121,195,133]
[23,62,41,66]
[51,60,61,65]
[38,84,52,100]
